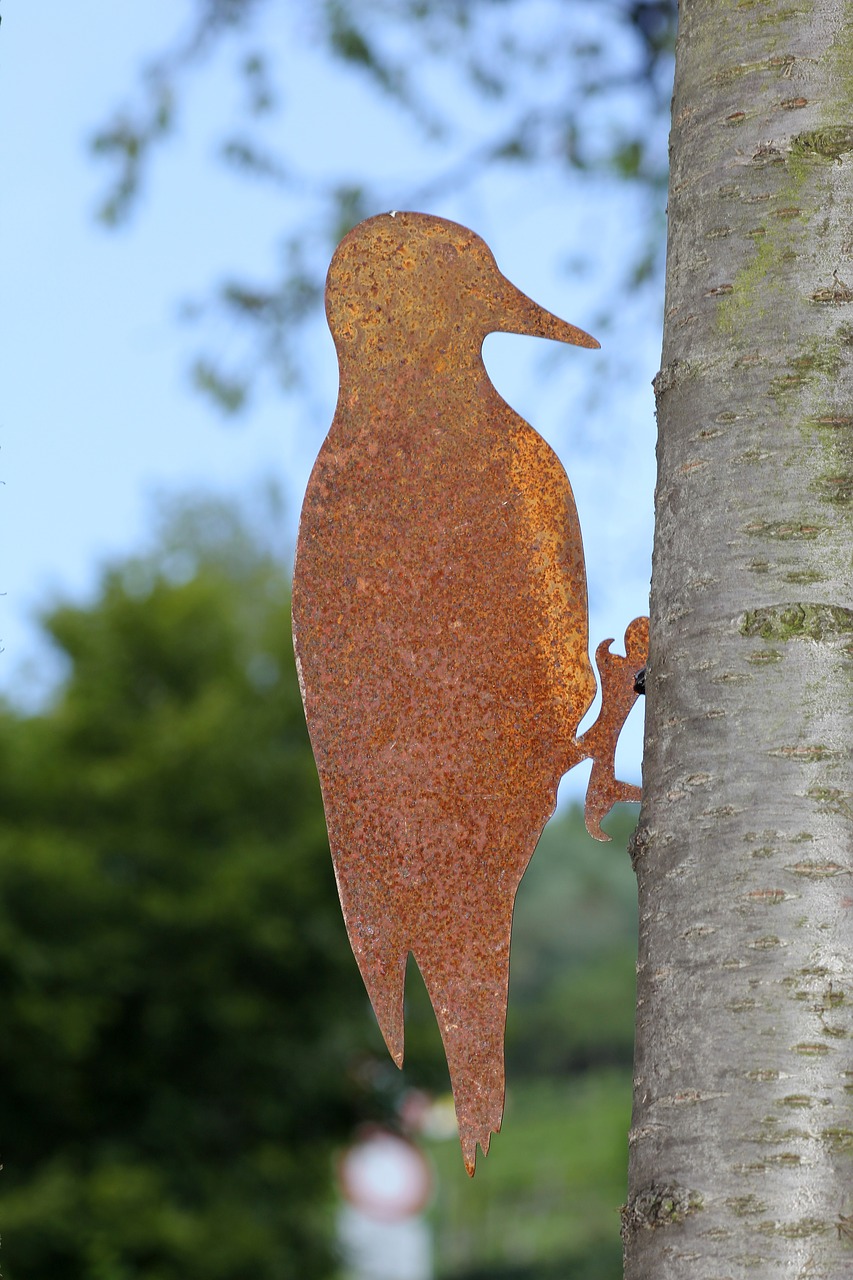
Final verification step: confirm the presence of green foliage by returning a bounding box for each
[191,358,248,414]
[0,500,390,1279]
[507,805,638,1077]
[427,1072,632,1280]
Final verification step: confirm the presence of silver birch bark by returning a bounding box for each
[623,2,853,1277]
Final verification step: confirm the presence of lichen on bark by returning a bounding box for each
[626,1,853,1277]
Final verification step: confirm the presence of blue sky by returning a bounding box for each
[0,2,664,795]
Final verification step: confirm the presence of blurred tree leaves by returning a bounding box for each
[507,806,637,1077]
[90,0,675,413]
[427,1073,633,1279]
[0,497,389,1278]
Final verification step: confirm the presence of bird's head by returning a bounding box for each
[325,211,599,372]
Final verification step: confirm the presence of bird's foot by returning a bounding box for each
[580,617,649,841]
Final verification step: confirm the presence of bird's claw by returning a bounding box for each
[580,616,649,841]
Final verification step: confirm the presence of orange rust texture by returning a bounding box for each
[583,617,650,839]
[292,212,648,1174]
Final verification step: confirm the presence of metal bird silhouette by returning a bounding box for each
[292,212,648,1174]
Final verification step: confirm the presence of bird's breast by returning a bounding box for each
[293,394,595,797]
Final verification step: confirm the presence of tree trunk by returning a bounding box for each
[623,2,853,1277]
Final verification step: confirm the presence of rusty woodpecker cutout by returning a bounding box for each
[292,212,648,1175]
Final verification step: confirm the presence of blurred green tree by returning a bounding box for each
[507,805,639,1079]
[0,497,390,1279]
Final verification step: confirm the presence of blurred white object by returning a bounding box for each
[337,1130,434,1280]
[339,1130,433,1220]
[338,1204,432,1280]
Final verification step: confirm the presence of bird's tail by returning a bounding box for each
[415,936,510,1176]
[350,936,409,1069]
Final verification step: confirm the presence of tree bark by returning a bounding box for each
[624,2,853,1277]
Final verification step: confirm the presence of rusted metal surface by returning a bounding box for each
[583,617,650,839]
[292,212,648,1175]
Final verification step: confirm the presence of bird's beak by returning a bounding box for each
[494,277,600,349]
